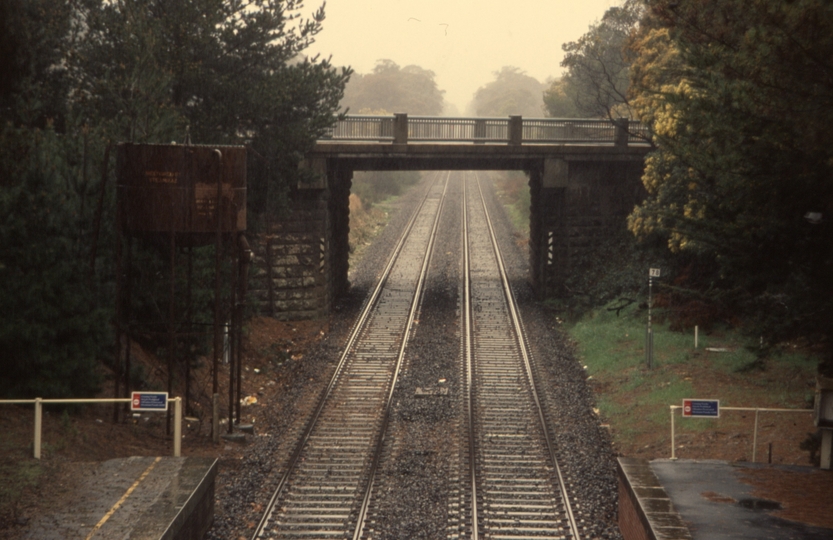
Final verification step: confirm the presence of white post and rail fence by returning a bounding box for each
[671,381,833,468]
[0,393,182,459]
[668,401,823,465]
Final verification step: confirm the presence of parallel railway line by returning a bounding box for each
[251,171,581,539]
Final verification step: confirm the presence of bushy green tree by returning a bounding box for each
[0,0,73,131]
[71,0,350,217]
[557,0,643,119]
[468,66,545,117]
[0,125,108,398]
[341,59,445,115]
[0,0,350,397]
[542,78,582,118]
[627,0,833,349]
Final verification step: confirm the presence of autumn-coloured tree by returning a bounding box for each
[551,0,643,119]
[628,0,833,348]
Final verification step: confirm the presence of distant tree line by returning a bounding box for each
[468,67,547,117]
[0,0,349,397]
[342,59,444,116]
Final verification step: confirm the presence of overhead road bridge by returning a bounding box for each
[251,114,652,319]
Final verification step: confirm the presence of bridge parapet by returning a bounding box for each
[321,114,650,147]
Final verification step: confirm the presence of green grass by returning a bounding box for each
[491,171,530,237]
[566,300,820,452]
[568,301,774,374]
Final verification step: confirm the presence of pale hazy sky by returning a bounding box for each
[304,0,620,113]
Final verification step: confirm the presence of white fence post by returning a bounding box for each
[34,398,42,459]
[670,405,677,460]
[173,397,182,457]
[1,397,155,460]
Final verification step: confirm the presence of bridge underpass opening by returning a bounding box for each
[346,169,530,281]
[249,116,650,319]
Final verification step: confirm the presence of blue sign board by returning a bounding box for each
[682,399,719,418]
[131,392,168,411]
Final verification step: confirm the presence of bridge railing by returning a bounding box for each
[321,115,651,146]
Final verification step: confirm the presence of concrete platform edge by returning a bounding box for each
[158,458,218,540]
[617,457,693,540]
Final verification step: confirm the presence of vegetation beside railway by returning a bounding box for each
[540,0,833,381]
[565,301,821,464]
[491,166,825,465]
[347,172,424,267]
[0,0,350,399]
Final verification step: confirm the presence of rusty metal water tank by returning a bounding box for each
[117,143,246,245]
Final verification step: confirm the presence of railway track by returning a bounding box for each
[456,172,580,539]
[252,172,451,539]
[251,171,581,539]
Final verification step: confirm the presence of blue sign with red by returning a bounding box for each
[131,392,168,411]
[682,399,719,418]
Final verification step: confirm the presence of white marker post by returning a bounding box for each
[647,268,660,369]
[131,392,181,457]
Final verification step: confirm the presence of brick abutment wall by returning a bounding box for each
[530,160,645,298]
[250,201,329,319]
[248,156,644,319]
[248,169,352,320]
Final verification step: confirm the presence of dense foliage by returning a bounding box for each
[545,1,642,119]
[542,0,832,365]
[628,0,833,354]
[467,67,546,117]
[351,171,422,210]
[541,78,582,118]
[0,0,349,397]
[0,127,109,398]
[342,60,445,116]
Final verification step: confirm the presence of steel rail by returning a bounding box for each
[472,172,581,540]
[251,172,450,539]
[461,174,479,540]
[351,172,451,539]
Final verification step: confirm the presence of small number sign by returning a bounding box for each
[649,268,661,278]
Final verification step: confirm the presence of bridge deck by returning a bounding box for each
[309,141,649,171]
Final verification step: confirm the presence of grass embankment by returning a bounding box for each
[489,171,530,238]
[347,193,390,268]
[486,171,820,464]
[348,171,424,268]
[565,302,819,463]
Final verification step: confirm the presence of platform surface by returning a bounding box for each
[651,459,833,540]
[24,456,216,540]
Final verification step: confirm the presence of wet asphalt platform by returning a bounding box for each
[23,456,217,540]
[22,454,832,539]
[621,458,833,540]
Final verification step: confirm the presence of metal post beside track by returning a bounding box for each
[34,398,42,460]
[173,397,182,457]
